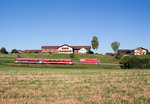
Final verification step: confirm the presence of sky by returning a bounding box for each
[0,0,150,53]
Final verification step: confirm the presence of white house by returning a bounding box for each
[58,44,73,54]
[78,48,88,54]
[134,47,147,55]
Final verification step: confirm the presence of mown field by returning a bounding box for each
[0,65,150,104]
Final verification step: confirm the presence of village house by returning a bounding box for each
[41,44,91,54]
[134,47,147,55]
[118,47,147,56]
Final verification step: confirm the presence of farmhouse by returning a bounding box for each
[134,47,147,55]
[118,47,147,55]
[41,44,91,54]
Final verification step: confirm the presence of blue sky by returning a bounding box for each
[0,0,150,53]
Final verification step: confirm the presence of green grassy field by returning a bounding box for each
[0,65,150,104]
[0,54,120,64]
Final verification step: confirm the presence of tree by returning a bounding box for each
[70,53,74,58]
[111,41,120,53]
[86,49,94,54]
[91,36,99,50]
[115,51,122,59]
[0,47,8,54]
[146,49,149,55]
[11,49,19,54]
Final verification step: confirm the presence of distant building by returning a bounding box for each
[118,49,134,56]
[118,47,147,56]
[22,50,42,53]
[134,47,147,55]
[41,44,91,54]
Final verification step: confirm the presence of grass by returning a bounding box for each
[0,65,150,104]
[0,54,120,64]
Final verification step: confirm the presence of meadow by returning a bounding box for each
[0,65,150,104]
[0,54,120,64]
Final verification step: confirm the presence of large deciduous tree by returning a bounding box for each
[0,47,8,54]
[91,36,99,50]
[11,49,19,54]
[111,41,120,53]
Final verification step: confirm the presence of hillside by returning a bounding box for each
[0,54,120,64]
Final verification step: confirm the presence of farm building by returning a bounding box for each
[118,47,147,55]
[41,44,91,54]
[21,50,42,53]
[134,47,147,55]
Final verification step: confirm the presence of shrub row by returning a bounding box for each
[120,56,150,69]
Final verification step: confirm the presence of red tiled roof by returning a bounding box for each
[41,44,91,49]
[72,46,91,49]
[23,50,42,53]
[118,49,133,55]
[135,47,146,50]
[41,46,59,49]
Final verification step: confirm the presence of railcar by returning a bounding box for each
[79,59,101,64]
[14,58,73,64]
[42,59,73,64]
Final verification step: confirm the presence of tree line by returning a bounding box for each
[0,47,19,54]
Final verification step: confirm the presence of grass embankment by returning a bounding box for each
[0,54,121,68]
[0,54,120,64]
[0,54,121,69]
[0,65,150,104]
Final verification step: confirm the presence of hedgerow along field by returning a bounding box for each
[0,65,150,104]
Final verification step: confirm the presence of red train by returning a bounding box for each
[14,58,74,65]
[79,59,101,64]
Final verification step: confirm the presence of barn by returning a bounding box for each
[41,44,91,54]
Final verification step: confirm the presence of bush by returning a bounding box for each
[120,56,149,69]
[17,55,21,58]
[105,53,115,56]
[86,50,94,54]
[115,51,122,59]
[70,54,74,58]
